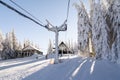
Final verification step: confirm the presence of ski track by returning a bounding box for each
[22,57,87,80]
[0,56,120,80]
[0,57,49,80]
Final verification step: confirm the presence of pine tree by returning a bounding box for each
[12,29,20,57]
[106,0,120,62]
[23,39,31,48]
[1,29,20,59]
[1,33,14,59]
[0,30,4,59]
[0,30,3,49]
[73,41,78,54]
[74,0,119,61]
[12,29,19,51]
[90,0,109,59]
[47,39,53,55]
[75,1,90,56]
[18,41,22,50]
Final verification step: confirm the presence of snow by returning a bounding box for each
[0,55,120,80]
[0,55,48,80]
[75,1,90,55]
[90,0,110,59]
[23,45,40,51]
[77,0,120,61]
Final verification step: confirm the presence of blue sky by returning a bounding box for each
[0,0,89,54]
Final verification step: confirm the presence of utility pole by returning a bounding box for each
[45,20,67,64]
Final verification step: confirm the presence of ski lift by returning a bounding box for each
[45,0,70,64]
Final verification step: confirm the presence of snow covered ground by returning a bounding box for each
[0,55,120,80]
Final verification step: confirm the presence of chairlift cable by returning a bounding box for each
[0,0,45,27]
[0,0,70,28]
[9,0,45,25]
[66,0,70,21]
[65,0,70,39]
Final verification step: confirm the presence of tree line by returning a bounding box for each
[47,39,78,56]
[76,0,120,62]
[0,29,40,60]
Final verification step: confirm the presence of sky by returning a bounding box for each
[0,0,89,54]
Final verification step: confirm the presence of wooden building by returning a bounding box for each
[58,42,72,56]
[20,45,43,57]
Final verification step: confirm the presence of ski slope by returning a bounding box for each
[0,55,120,80]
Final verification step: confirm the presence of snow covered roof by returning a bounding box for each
[22,45,41,52]
[59,42,69,50]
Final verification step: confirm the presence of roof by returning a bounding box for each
[22,45,41,52]
[59,42,69,50]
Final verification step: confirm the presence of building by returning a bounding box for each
[18,45,43,57]
[58,42,73,56]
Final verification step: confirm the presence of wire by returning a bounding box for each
[66,0,70,21]
[9,0,44,25]
[63,0,70,43]
[0,0,45,27]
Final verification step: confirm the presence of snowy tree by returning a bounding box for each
[47,39,53,55]
[35,43,40,50]
[65,40,73,53]
[105,0,120,62]
[74,1,90,56]
[23,39,38,49]
[1,33,14,59]
[73,41,78,54]
[1,29,20,59]
[90,0,109,59]
[11,29,19,51]
[70,41,74,54]
[100,0,107,17]
[0,30,4,59]
[74,0,119,61]
[11,29,20,57]
[17,42,22,50]
[66,40,71,51]
[23,39,31,48]
[6,30,19,57]
[0,30,3,49]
